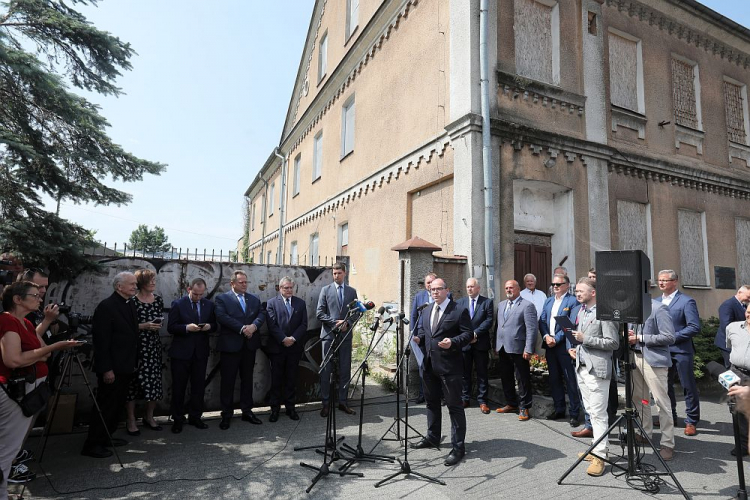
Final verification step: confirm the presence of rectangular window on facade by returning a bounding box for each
[261,194,266,222]
[269,182,275,216]
[338,222,349,256]
[616,200,654,277]
[313,131,323,181]
[267,250,272,265]
[724,79,749,145]
[514,0,560,86]
[318,32,328,83]
[346,0,359,40]
[677,209,709,286]
[251,203,256,231]
[737,219,750,285]
[608,30,644,113]
[290,241,299,265]
[293,154,301,196]
[671,57,702,130]
[310,233,319,266]
[341,96,355,158]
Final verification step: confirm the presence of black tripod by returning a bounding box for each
[557,324,687,498]
[729,397,748,500]
[375,310,444,488]
[339,319,395,472]
[299,312,364,493]
[36,346,123,467]
[371,312,425,449]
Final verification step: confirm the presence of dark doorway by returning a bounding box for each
[514,232,552,292]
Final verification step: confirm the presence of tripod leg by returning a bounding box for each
[631,418,690,500]
[37,351,75,463]
[558,415,625,484]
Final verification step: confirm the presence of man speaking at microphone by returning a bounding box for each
[412,278,473,466]
[316,262,358,417]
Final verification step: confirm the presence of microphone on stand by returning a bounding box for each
[370,306,386,332]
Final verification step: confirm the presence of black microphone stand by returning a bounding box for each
[557,324,688,498]
[299,309,364,493]
[729,396,748,500]
[375,310,444,488]
[339,317,396,472]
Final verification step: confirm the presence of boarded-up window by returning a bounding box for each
[609,33,639,112]
[310,233,319,266]
[514,0,558,85]
[672,58,699,129]
[617,201,648,251]
[737,219,750,285]
[724,81,748,144]
[677,210,708,286]
[290,241,298,265]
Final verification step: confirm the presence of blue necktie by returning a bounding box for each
[470,298,475,319]
[504,300,512,320]
[238,294,246,313]
[338,285,344,308]
[285,298,292,318]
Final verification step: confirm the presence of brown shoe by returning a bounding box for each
[684,423,697,436]
[518,409,531,421]
[338,404,356,415]
[462,400,470,409]
[577,451,594,462]
[496,405,519,414]
[586,457,606,476]
[571,428,593,438]
[480,404,490,414]
[634,433,650,445]
[660,446,674,461]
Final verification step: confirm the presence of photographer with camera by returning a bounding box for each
[16,268,59,339]
[0,281,80,498]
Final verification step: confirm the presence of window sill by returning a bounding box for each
[340,150,354,162]
[317,73,327,88]
[292,192,300,199]
[312,176,321,185]
[682,285,711,290]
[344,26,359,47]
[496,70,585,116]
[611,105,646,140]
[675,124,704,155]
[728,141,750,166]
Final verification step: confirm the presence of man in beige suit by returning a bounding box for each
[569,277,619,477]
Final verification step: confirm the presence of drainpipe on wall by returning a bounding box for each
[479,0,496,299]
[273,148,287,265]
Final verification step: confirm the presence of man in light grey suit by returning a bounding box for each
[495,280,537,421]
[628,300,676,461]
[570,277,619,477]
[316,262,358,417]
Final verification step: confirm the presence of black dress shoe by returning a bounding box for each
[172,420,184,434]
[188,418,209,429]
[411,438,439,450]
[242,413,262,425]
[569,416,581,427]
[731,448,750,457]
[219,417,231,430]
[269,411,279,423]
[414,397,425,404]
[444,449,465,466]
[81,445,113,459]
[142,418,163,431]
[109,438,128,447]
[126,428,141,436]
[338,404,356,415]
[287,409,300,421]
[546,411,566,421]
[320,406,330,418]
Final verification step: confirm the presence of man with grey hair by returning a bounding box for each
[520,273,546,320]
[81,271,140,458]
[717,285,750,368]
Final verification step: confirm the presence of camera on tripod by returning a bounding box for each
[57,304,93,331]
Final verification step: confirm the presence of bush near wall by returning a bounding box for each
[694,317,723,380]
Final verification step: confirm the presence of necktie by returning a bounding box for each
[285,298,292,318]
[192,301,199,322]
[470,298,475,319]
[503,300,512,320]
[238,294,246,313]
[338,285,344,308]
[431,304,440,332]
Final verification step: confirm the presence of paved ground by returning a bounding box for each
[10,380,746,500]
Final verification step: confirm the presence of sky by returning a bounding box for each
[34,0,750,253]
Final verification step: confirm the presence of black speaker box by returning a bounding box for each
[595,250,652,323]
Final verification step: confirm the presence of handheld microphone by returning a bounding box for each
[350,300,376,312]
[370,306,386,332]
[416,303,430,312]
[706,361,750,390]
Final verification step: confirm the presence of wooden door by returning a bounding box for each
[514,243,552,292]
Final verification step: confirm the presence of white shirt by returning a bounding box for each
[520,288,546,319]
[548,295,564,337]
[661,290,678,306]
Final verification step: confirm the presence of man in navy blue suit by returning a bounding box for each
[456,278,493,414]
[266,276,308,422]
[717,286,750,368]
[539,274,581,426]
[412,278,473,466]
[215,270,267,430]
[410,272,437,404]
[655,270,701,436]
[167,278,217,433]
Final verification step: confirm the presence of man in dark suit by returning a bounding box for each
[81,272,140,458]
[717,285,750,368]
[495,279,538,420]
[215,270,266,430]
[412,278,473,466]
[655,269,701,436]
[266,276,308,422]
[316,262,358,417]
[410,272,436,404]
[539,274,581,426]
[456,277,493,414]
[167,277,217,433]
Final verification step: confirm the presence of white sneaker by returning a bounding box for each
[8,463,36,484]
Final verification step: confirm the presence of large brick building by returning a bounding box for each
[242,0,750,317]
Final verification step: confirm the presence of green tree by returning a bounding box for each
[128,224,171,253]
[0,0,165,277]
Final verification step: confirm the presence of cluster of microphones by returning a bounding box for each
[346,300,409,332]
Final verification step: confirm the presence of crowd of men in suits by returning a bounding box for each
[406,267,716,475]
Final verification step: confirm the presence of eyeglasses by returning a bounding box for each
[657,279,675,283]
[551,283,566,287]
[23,293,40,299]
[430,287,446,292]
